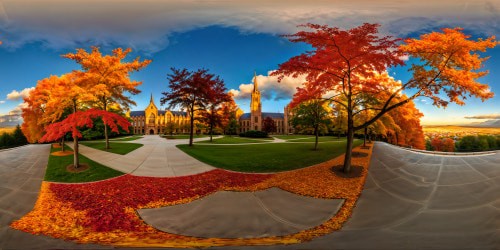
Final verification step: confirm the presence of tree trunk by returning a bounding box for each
[209,123,213,142]
[103,100,110,149]
[61,136,65,152]
[72,102,80,168]
[342,110,354,173]
[73,136,79,168]
[314,125,319,151]
[104,124,110,149]
[189,110,194,147]
[363,126,367,147]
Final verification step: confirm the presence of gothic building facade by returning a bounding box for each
[129,95,191,135]
[238,72,292,134]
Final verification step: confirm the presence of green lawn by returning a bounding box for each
[45,146,124,183]
[109,135,143,141]
[196,136,271,144]
[163,135,209,139]
[287,136,345,142]
[273,135,346,142]
[177,139,362,172]
[79,142,143,155]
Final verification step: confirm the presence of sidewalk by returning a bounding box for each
[76,135,214,177]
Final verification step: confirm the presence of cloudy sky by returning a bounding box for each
[0,0,499,126]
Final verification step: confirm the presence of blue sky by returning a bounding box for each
[0,0,499,126]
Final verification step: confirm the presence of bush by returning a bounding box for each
[0,125,28,149]
[239,130,268,138]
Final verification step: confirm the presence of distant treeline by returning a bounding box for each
[427,135,500,152]
[456,135,500,152]
[0,125,28,149]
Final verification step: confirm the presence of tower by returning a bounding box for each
[250,71,262,131]
[145,93,158,134]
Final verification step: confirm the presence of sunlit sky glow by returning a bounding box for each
[0,0,499,126]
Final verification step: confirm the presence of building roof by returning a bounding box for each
[130,111,145,117]
[240,113,251,119]
[171,111,187,116]
[130,110,187,117]
[239,112,284,120]
[262,112,284,119]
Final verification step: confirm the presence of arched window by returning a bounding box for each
[148,114,156,126]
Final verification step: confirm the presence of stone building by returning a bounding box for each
[238,72,292,134]
[129,94,190,135]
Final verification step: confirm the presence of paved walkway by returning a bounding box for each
[2,141,499,249]
[0,145,107,249]
[138,187,343,238]
[76,135,215,177]
[215,142,499,249]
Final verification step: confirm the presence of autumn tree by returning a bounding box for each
[39,109,130,168]
[441,138,455,152]
[226,118,240,136]
[161,68,227,146]
[164,121,178,136]
[431,137,444,151]
[262,117,277,134]
[273,23,497,173]
[290,100,332,150]
[63,47,151,149]
[220,94,240,136]
[200,76,232,142]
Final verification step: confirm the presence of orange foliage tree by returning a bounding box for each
[386,98,426,149]
[273,23,497,172]
[63,47,151,149]
[39,109,130,162]
[441,138,456,152]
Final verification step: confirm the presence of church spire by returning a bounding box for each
[253,71,258,92]
[149,93,154,104]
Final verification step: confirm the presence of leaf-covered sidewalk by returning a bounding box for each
[11,145,373,248]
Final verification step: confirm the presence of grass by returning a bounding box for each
[79,142,143,155]
[196,136,272,144]
[109,135,143,141]
[163,134,209,139]
[177,139,362,172]
[287,136,345,142]
[45,146,124,183]
[273,135,314,140]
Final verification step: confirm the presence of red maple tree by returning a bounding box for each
[273,23,497,172]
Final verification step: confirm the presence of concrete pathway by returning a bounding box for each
[0,144,107,249]
[2,141,499,249]
[76,135,215,177]
[212,142,500,250]
[138,187,343,238]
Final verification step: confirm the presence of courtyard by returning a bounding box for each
[0,135,498,249]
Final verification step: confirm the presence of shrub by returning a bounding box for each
[239,130,268,138]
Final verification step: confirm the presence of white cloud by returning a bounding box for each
[465,114,500,119]
[229,71,306,101]
[0,100,5,104]
[0,0,497,53]
[0,102,26,126]
[6,87,34,100]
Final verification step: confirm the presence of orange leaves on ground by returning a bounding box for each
[11,145,374,248]
[51,150,74,156]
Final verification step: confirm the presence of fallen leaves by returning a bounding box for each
[11,145,373,247]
